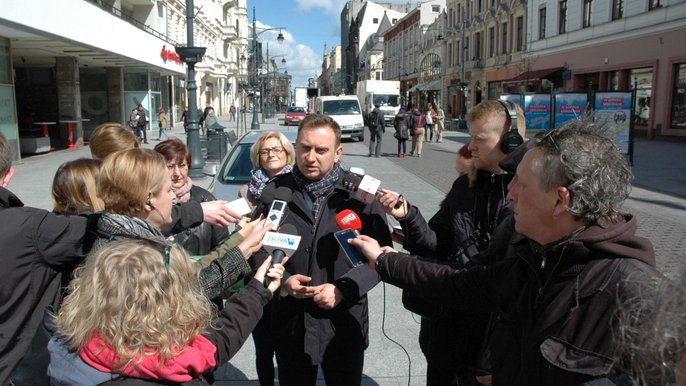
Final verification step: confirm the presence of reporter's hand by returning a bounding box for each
[376,188,408,218]
[201,200,241,226]
[236,216,261,238]
[237,219,270,258]
[348,235,384,269]
[283,274,319,299]
[254,256,289,293]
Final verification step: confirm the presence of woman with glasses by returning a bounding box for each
[239,131,295,386]
[48,239,286,385]
[94,148,270,301]
[154,139,232,257]
[239,131,295,209]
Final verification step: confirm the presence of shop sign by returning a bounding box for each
[161,45,184,65]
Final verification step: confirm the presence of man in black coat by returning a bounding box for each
[252,114,392,386]
[367,104,385,158]
[0,133,95,385]
[136,104,148,144]
[351,120,663,386]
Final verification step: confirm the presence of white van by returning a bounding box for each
[315,95,365,141]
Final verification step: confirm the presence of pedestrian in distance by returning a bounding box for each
[128,107,141,141]
[230,103,237,122]
[156,106,170,141]
[435,104,445,143]
[0,132,96,385]
[251,113,393,386]
[393,108,411,157]
[136,103,149,144]
[424,102,436,142]
[368,103,385,157]
[409,107,426,157]
[351,117,664,386]
[48,239,287,385]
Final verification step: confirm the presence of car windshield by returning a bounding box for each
[220,143,253,183]
[288,107,305,113]
[322,100,361,115]
[372,94,400,107]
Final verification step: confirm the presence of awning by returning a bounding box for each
[408,79,442,92]
[503,67,564,86]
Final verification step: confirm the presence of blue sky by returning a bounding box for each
[249,0,347,88]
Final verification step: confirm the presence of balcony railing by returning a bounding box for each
[88,0,181,46]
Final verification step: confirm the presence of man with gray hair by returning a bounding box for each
[350,119,663,386]
[0,133,94,385]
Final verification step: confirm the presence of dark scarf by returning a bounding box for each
[293,162,342,217]
[248,164,293,200]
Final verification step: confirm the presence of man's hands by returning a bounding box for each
[282,278,343,309]
[201,200,242,226]
[348,235,397,270]
[376,188,408,219]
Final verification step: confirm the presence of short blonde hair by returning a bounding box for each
[56,239,214,370]
[52,158,104,214]
[467,100,526,137]
[98,149,167,216]
[249,131,295,168]
[90,123,139,160]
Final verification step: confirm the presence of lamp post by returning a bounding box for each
[250,7,285,130]
[175,0,206,178]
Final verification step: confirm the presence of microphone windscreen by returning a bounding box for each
[335,209,362,232]
[274,186,292,202]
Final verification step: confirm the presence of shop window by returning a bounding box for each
[0,38,11,85]
[631,67,653,125]
[671,63,686,128]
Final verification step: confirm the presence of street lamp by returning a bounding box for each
[250,6,285,130]
[175,0,206,178]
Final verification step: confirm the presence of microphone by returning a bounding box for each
[250,186,276,220]
[341,171,381,204]
[264,186,292,230]
[261,224,300,287]
[333,209,368,267]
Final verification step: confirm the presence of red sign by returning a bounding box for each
[161,45,184,65]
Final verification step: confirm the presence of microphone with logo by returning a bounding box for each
[334,209,369,268]
[261,224,300,287]
[263,186,292,230]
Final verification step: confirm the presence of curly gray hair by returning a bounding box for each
[531,117,632,224]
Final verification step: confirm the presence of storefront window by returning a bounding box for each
[631,67,652,125]
[0,38,11,84]
[0,38,19,161]
[124,70,148,91]
[672,63,686,128]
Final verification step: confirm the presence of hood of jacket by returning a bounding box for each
[0,186,23,208]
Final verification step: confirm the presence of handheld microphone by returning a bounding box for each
[334,209,368,267]
[342,172,381,204]
[261,224,300,287]
[250,186,276,220]
[264,186,292,230]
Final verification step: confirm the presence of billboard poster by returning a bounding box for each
[554,93,587,129]
[594,91,632,156]
[499,94,521,107]
[524,94,551,135]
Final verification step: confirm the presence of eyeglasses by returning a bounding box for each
[166,163,188,171]
[259,146,284,156]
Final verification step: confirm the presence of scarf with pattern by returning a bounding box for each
[172,177,193,204]
[248,164,293,200]
[293,162,342,216]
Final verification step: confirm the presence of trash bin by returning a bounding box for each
[206,128,228,162]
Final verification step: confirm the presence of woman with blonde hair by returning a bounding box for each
[89,123,139,160]
[48,239,286,384]
[239,131,295,208]
[52,158,104,214]
[94,148,270,300]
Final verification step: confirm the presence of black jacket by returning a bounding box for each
[0,187,94,385]
[375,214,661,386]
[400,171,513,262]
[253,171,392,365]
[393,113,410,140]
[172,185,229,256]
[368,107,385,131]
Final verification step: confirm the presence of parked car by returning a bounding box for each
[284,106,307,126]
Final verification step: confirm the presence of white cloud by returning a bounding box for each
[255,21,321,88]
